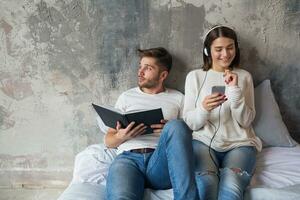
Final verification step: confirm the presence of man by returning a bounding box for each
[105,47,198,200]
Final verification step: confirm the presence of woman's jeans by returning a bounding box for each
[106,120,198,200]
[193,140,256,200]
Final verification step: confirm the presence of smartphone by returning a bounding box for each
[211,86,225,94]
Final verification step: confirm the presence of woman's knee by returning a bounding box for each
[195,170,219,200]
[220,167,252,190]
[195,170,219,184]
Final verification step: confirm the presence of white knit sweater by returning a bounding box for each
[183,68,262,152]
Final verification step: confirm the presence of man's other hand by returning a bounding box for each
[115,121,147,141]
[150,119,168,133]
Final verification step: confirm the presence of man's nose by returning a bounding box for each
[138,67,145,75]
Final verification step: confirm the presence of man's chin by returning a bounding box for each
[138,83,155,89]
[139,84,148,89]
[138,80,158,89]
[138,82,144,87]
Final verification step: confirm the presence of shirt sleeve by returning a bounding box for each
[114,93,126,111]
[182,71,210,131]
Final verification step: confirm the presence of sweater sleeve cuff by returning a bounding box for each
[227,85,242,105]
[199,102,210,114]
[197,105,210,122]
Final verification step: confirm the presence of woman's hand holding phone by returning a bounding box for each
[202,92,227,111]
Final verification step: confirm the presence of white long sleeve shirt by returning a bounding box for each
[183,68,262,152]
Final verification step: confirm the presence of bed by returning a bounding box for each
[58,80,300,200]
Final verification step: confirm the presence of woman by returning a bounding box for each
[183,26,262,200]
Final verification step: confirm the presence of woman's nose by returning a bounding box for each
[222,49,229,57]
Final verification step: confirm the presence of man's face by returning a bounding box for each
[138,57,164,89]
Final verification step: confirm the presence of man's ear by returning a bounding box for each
[160,70,169,81]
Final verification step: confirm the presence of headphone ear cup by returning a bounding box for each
[204,47,209,56]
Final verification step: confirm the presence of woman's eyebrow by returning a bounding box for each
[214,43,234,48]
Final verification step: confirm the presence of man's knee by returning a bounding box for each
[166,119,187,128]
[163,119,191,137]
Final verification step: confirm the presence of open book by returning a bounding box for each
[92,103,164,134]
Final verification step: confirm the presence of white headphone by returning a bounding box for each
[204,47,209,56]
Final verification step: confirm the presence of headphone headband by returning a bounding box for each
[203,25,236,41]
[203,25,225,41]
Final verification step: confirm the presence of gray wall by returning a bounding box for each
[0,0,299,188]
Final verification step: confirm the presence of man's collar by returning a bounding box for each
[139,86,166,94]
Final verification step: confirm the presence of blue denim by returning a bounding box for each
[193,140,256,200]
[106,120,198,200]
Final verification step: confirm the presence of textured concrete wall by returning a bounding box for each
[0,0,299,188]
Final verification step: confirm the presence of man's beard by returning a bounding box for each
[138,78,159,89]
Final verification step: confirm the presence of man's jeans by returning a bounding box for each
[193,140,257,200]
[106,119,198,200]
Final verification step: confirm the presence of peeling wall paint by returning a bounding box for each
[0,0,299,188]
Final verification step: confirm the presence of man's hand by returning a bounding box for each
[115,121,147,142]
[150,119,168,133]
[202,93,227,112]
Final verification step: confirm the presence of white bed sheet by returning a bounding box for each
[70,144,300,199]
[250,145,300,188]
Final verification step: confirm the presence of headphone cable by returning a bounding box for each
[194,70,221,176]
[194,71,208,108]
[208,104,222,178]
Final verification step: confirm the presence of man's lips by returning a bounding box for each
[138,76,145,81]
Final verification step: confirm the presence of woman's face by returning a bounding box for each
[210,36,236,71]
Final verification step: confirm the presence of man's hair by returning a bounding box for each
[137,47,172,72]
[203,26,240,71]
